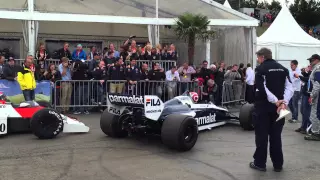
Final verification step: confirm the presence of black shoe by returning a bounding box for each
[274,167,283,172]
[249,162,266,172]
[295,128,302,132]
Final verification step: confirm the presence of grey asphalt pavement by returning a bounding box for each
[0,114,320,180]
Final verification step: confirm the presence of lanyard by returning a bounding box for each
[308,79,311,92]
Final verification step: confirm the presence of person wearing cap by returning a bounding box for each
[3,57,20,81]
[304,54,320,141]
[71,44,87,62]
[250,48,293,172]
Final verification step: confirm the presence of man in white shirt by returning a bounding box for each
[288,60,302,123]
[245,63,255,103]
[165,66,180,99]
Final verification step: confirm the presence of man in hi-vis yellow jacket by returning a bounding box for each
[17,55,36,101]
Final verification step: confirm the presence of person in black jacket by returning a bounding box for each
[213,61,226,105]
[125,59,141,95]
[148,63,166,97]
[57,43,72,62]
[72,61,91,115]
[108,58,126,94]
[3,57,20,81]
[294,65,312,134]
[250,48,293,172]
[91,60,108,109]
[44,63,62,106]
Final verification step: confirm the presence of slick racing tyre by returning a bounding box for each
[36,101,52,108]
[161,114,198,151]
[30,108,64,139]
[239,103,254,130]
[100,109,128,138]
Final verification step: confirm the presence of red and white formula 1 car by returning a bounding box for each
[0,93,89,139]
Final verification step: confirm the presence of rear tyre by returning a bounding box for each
[161,114,198,151]
[30,108,64,139]
[239,103,254,130]
[100,109,128,138]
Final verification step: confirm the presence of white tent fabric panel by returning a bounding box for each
[223,0,232,9]
[258,5,320,46]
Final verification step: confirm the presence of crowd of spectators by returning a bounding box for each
[0,36,252,115]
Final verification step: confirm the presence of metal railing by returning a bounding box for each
[221,80,246,106]
[53,80,202,111]
[12,59,176,71]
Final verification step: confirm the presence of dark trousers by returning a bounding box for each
[300,94,311,130]
[22,90,35,101]
[289,91,300,120]
[215,83,223,106]
[245,84,255,104]
[253,107,285,169]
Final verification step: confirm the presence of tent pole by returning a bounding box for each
[27,0,36,56]
[206,26,211,65]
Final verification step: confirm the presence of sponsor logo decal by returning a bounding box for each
[195,113,216,125]
[49,110,63,135]
[108,94,144,105]
[146,109,161,113]
[146,98,160,106]
[0,105,6,108]
[109,107,121,115]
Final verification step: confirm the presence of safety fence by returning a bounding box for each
[221,80,246,106]
[52,79,246,111]
[12,59,177,71]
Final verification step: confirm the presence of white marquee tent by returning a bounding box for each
[257,4,320,68]
[223,0,232,9]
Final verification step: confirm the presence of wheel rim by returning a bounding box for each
[184,125,197,143]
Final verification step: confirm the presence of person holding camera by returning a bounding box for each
[72,60,91,115]
[58,57,72,113]
[165,66,180,100]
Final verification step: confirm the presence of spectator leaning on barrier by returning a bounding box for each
[178,62,196,93]
[57,42,72,61]
[17,55,36,101]
[148,63,166,97]
[202,79,218,103]
[72,60,91,115]
[72,44,87,61]
[3,57,20,81]
[288,60,302,123]
[305,54,320,141]
[213,61,225,105]
[0,55,5,79]
[125,58,141,95]
[140,63,149,95]
[91,60,107,106]
[224,64,241,104]
[58,57,72,113]
[245,63,255,104]
[108,57,126,94]
[35,60,46,81]
[166,66,180,99]
[295,65,312,134]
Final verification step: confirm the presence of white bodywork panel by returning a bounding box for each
[61,114,90,133]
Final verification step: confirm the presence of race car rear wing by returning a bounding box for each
[106,93,164,121]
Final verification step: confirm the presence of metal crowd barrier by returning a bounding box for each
[221,80,246,106]
[13,59,176,71]
[53,80,202,111]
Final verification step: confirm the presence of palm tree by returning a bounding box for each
[174,13,215,65]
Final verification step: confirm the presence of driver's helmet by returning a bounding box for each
[0,92,7,104]
[189,92,199,103]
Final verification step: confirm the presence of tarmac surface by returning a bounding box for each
[0,114,320,180]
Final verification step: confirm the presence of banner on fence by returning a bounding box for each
[0,80,51,104]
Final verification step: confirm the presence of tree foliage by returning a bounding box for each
[241,0,320,27]
[174,13,215,65]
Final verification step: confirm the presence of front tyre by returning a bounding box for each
[100,109,128,138]
[161,114,198,151]
[239,103,254,130]
[30,108,64,139]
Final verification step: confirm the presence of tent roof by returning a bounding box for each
[223,0,232,9]
[33,0,244,20]
[258,5,320,46]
